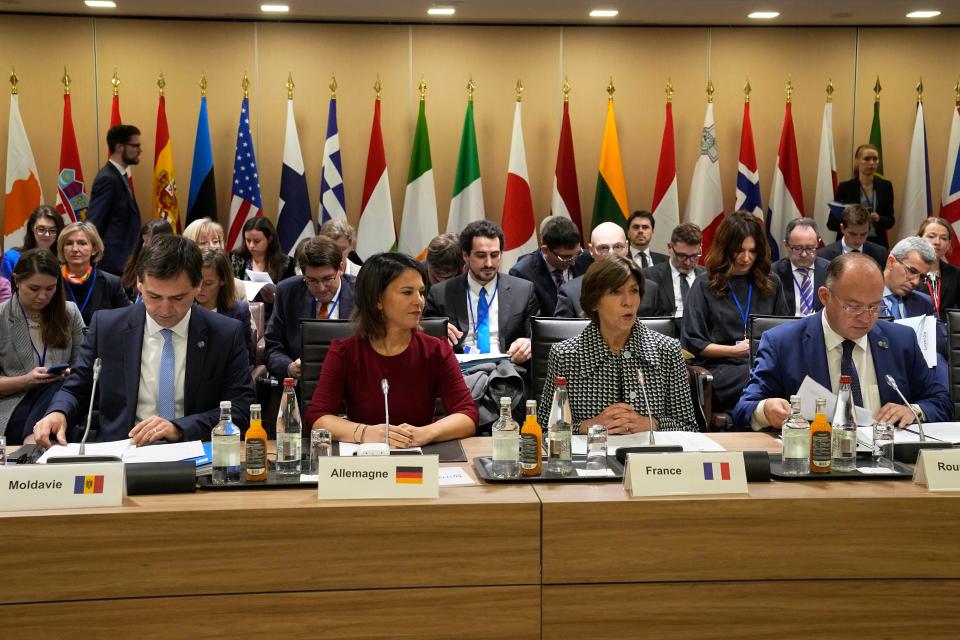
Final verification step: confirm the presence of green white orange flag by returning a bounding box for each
[447,93,484,234]
[152,82,180,232]
[591,92,629,230]
[399,86,437,260]
[3,80,43,250]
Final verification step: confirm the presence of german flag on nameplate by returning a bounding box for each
[702,462,731,481]
[74,475,104,494]
[395,466,424,485]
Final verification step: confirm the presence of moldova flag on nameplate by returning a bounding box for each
[395,466,424,485]
[74,475,104,494]
[702,462,731,481]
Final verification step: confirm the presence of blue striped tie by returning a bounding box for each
[799,268,813,316]
[158,328,175,420]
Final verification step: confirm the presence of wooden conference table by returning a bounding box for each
[1,434,959,639]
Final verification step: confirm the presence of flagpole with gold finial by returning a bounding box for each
[157,72,166,97]
[826,78,834,102]
[874,76,882,101]
[786,77,794,104]
[707,80,715,103]
[665,78,674,104]
[562,75,570,103]
[62,67,71,95]
[286,72,294,100]
[467,75,476,102]
[515,78,523,103]
[10,68,18,95]
[374,74,382,100]
[607,76,615,102]
[242,71,250,99]
[329,73,337,99]
[199,72,207,98]
[916,77,924,104]
[954,79,960,107]
[743,78,751,103]
[418,74,426,102]
[111,68,120,96]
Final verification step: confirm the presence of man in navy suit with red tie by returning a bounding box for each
[733,253,951,430]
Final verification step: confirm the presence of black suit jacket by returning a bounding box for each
[772,257,829,315]
[642,262,707,317]
[87,162,141,275]
[554,275,663,318]
[930,261,960,321]
[424,272,539,352]
[64,268,131,326]
[630,249,668,268]
[507,250,592,319]
[829,176,895,247]
[817,240,888,271]
[264,274,356,379]
[46,304,255,442]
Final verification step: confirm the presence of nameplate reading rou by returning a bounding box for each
[913,449,960,492]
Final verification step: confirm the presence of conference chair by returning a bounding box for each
[748,314,802,362]
[945,310,960,418]
[530,316,714,431]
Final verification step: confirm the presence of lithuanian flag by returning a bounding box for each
[591,98,629,230]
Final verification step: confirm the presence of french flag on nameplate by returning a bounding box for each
[74,475,104,494]
[395,466,424,485]
[702,462,731,481]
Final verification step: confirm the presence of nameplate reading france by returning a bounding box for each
[623,452,748,497]
[913,449,960,491]
[0,462,124,511]
[317,455,439,500]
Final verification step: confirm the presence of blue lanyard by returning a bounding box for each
[466,281,499,344]
[728,282,752,340]
[65,267,97,316]
[311,288,341,319]
[791,270,813,313]
[18,300,47,367]
[860,183,876,212]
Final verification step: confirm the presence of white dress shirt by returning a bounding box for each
[631,247,654,268]
[841,238,861,254]
[671,263,694,318]
[136,309,190,423]
[464,273,501,353]
[317,279,343,320]
[108,159,133,184]
[541,252,571,284]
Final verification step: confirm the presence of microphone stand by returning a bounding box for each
[882,374,951,463]
[356,378,391,456]
[638,369,656,445]
[49,358,122,464]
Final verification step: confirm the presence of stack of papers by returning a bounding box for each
[39,439,206,464]
[856,422,960,446]
[571,432,725,456]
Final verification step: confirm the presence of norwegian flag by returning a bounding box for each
[940,104,960,265]
[226,97,262,251]
[735,100,763,219]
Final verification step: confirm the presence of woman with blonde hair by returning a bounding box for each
[57,221,130,324]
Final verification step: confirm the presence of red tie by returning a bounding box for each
[317,303,330,320]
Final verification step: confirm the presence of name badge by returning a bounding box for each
[623,452,748,497]
[317,455,439,500]
[0,462,125,511]
[913,449,960,491]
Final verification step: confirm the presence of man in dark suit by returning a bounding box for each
[642,222,706,322]
[817,204,888,270]
[556,222,663,317]
[508,216,591,318]
[87,124,143,276]
[774,217,829,316]
[265,236,356,380]
[425,220,539,364]
[732,253,952,430]
[34,235,255,446]
[627,210,668,268]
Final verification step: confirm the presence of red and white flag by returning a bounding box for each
[766,101,805,261]
[651,101,679,251]
[940,103,960,265]
[501,101,537,271]
[686,101,724,259]
[356,97,395,260]
[550,98,583,238]
[813,100,838,240]
[56,90,87,223]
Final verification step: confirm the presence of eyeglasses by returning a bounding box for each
[672,249,702,263]
[830,292,884,317]
[594,243,627,255]
[124,143,142,149]
[34,226,58,237]
[787,244,818,256]
[552,249,582,265]
[303,274,338,287]
[894,256,928,284]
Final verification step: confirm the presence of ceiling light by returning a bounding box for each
[748,11,780,19]
[427,7,456,15]
[906,10,941,18]
[589,9,619,18]
[85,1,116,7]
[260,4,289,12]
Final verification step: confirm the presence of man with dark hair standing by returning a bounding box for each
[32,235,254,446]
[627,210,668,268]
[774,217,830,316]
[265,235,356,380]
[88,124,143,275]
[425,220,539,364]
[642,222,706,323]
[817,204,888,270]
[508,216,592,316]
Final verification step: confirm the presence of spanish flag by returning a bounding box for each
[591,97,629,230]
[74,475,105,494]
[395,466,424,485]
[153,91,180,232]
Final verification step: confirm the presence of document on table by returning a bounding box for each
[895,315,937,368]
[796,376,874,426]
[571,432,725,456]
[39,439,206,464]
[242,271,274,300]
[439,466,476,487]
[856,422,960,445]
[335,442,423,456]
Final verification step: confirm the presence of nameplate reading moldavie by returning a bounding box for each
[317,455,439,500]
[623,452,748,497]
[0,462,124,511]
[913,449,960,491]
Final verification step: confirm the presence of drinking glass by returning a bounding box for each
[309,429,333,475]
[585,425,608,470]
[872,422,895,468]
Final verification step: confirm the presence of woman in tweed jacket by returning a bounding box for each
[538,255,696,433]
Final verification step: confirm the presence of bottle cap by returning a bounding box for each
[250,403,261,412]
[283,377,296,387]
[526,399,537,409]
[499,396,511,406]
[220,401,231,409]
[555,376,567,385]
[839,375,852,384]
[789,395,800,404]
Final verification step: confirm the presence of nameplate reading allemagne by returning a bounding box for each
[317,455,439,500]
[913,449,960,491]
[623,452,748,497]
[0,462,124,511]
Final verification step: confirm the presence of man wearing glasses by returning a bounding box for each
[642,223,706,327]
[88,124,143,276]
[881,236,948,361]
[264,236,355,381]
[555,222,664,318]
[774,218,830,316]
[732,253,951,430]
[509,216,592,318]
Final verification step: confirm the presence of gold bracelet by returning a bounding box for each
[358,424,369,443]
[352,422,362,442]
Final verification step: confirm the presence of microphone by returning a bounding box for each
[49,357,121,464]
[884,374,925,442]
[356,378,391,457]
[637,369,656,445]
[381,378,391,449]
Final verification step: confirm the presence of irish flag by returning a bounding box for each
[356,96,395,260]
[399,97,437,260]
[591,99,629,230]
[447,98,484,234]
[152,92,180,232]
[500,100,537,271]
[4,91,42,250]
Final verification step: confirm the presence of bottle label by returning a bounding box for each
[245,439,266,475]
[493,435,520,462]
[549,431,569,460]
[811,431,832,467]
[520,433,539,469]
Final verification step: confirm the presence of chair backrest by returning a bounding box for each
[945,310,960,418]
[419,317,449,341]
[638,316,677,339]
[749,314,800,361]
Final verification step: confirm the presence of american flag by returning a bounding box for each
[227,97,262,250]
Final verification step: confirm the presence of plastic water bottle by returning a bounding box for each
[211,401,241,484]
[547,377,573,476]
[491,396,520,478]
[781,395,810,475]
[276,378,302,476]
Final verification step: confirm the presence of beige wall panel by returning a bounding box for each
[563,27,708,232]
[256,23,409,231]
[0,15,97,236]
[711,27,858,226]
[857,27,960,243]
[92,18,256,229]
[411,25,562,234]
